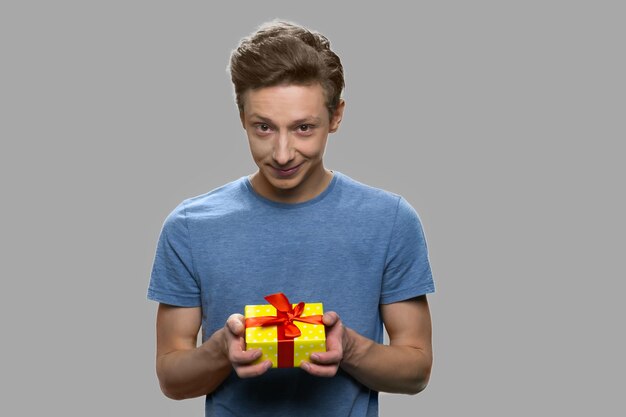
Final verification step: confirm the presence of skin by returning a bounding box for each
[241,83,344,204]
[155,83,433,399]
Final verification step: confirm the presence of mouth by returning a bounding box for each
[271,163,303,178]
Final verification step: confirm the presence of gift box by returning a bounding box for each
[244,293,326,368]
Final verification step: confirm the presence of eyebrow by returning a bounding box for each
[248,114,322,125]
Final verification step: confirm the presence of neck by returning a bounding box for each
[250,168,333,204]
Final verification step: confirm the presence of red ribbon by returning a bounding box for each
[245,293,324,368]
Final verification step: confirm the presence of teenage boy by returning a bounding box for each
[148,20,435,417]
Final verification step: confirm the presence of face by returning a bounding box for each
[240,83,344,203]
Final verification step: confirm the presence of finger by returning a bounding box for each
[229,346,263,366]
[235,360,273,379]
[309,350,342,365]
[300,361,338,378]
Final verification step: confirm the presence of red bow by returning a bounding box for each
[244,292,324,338]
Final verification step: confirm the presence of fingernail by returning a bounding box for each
[301,362,309,371]
[310,354,319,361]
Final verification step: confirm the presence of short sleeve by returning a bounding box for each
[380,197,435,304]
[147,202,201,307]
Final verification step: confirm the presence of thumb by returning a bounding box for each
[322,311,340,327]
[226,313,245,336]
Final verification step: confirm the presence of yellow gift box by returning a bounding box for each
[244,293,326,368]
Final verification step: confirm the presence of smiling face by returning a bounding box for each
[241,83,344,204]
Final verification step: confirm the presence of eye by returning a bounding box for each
[253,123,273,135]
[297,124,314,133]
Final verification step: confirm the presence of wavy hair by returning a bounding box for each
[229,20,345,117]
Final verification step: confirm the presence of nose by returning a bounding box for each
[272,131,294,166]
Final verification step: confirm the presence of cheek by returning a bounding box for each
[247,137,272,160]
[298,137,328,157]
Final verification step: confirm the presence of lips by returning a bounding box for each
[272,163,303,178]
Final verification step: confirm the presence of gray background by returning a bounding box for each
[1,0,624,415]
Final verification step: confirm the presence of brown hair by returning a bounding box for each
[229,20,344,116]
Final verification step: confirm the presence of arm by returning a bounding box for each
[302,295,433,394]
[155,304,230,400]
[155,305,271,400]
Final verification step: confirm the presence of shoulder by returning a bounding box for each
[334,172,404,211]
[334,172,425,230]
[163,177,249,227]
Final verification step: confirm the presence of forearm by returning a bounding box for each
[340,327,432,394]
[157,328,232,400]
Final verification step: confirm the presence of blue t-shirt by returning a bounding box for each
[148,172,434,417]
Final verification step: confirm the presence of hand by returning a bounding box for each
[222,313,272,378]
[300,311,347,377]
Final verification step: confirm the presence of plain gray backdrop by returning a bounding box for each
[1,1,624,415]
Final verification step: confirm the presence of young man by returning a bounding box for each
[148,20,435,416]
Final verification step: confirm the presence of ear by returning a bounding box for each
[329,99,345,133]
